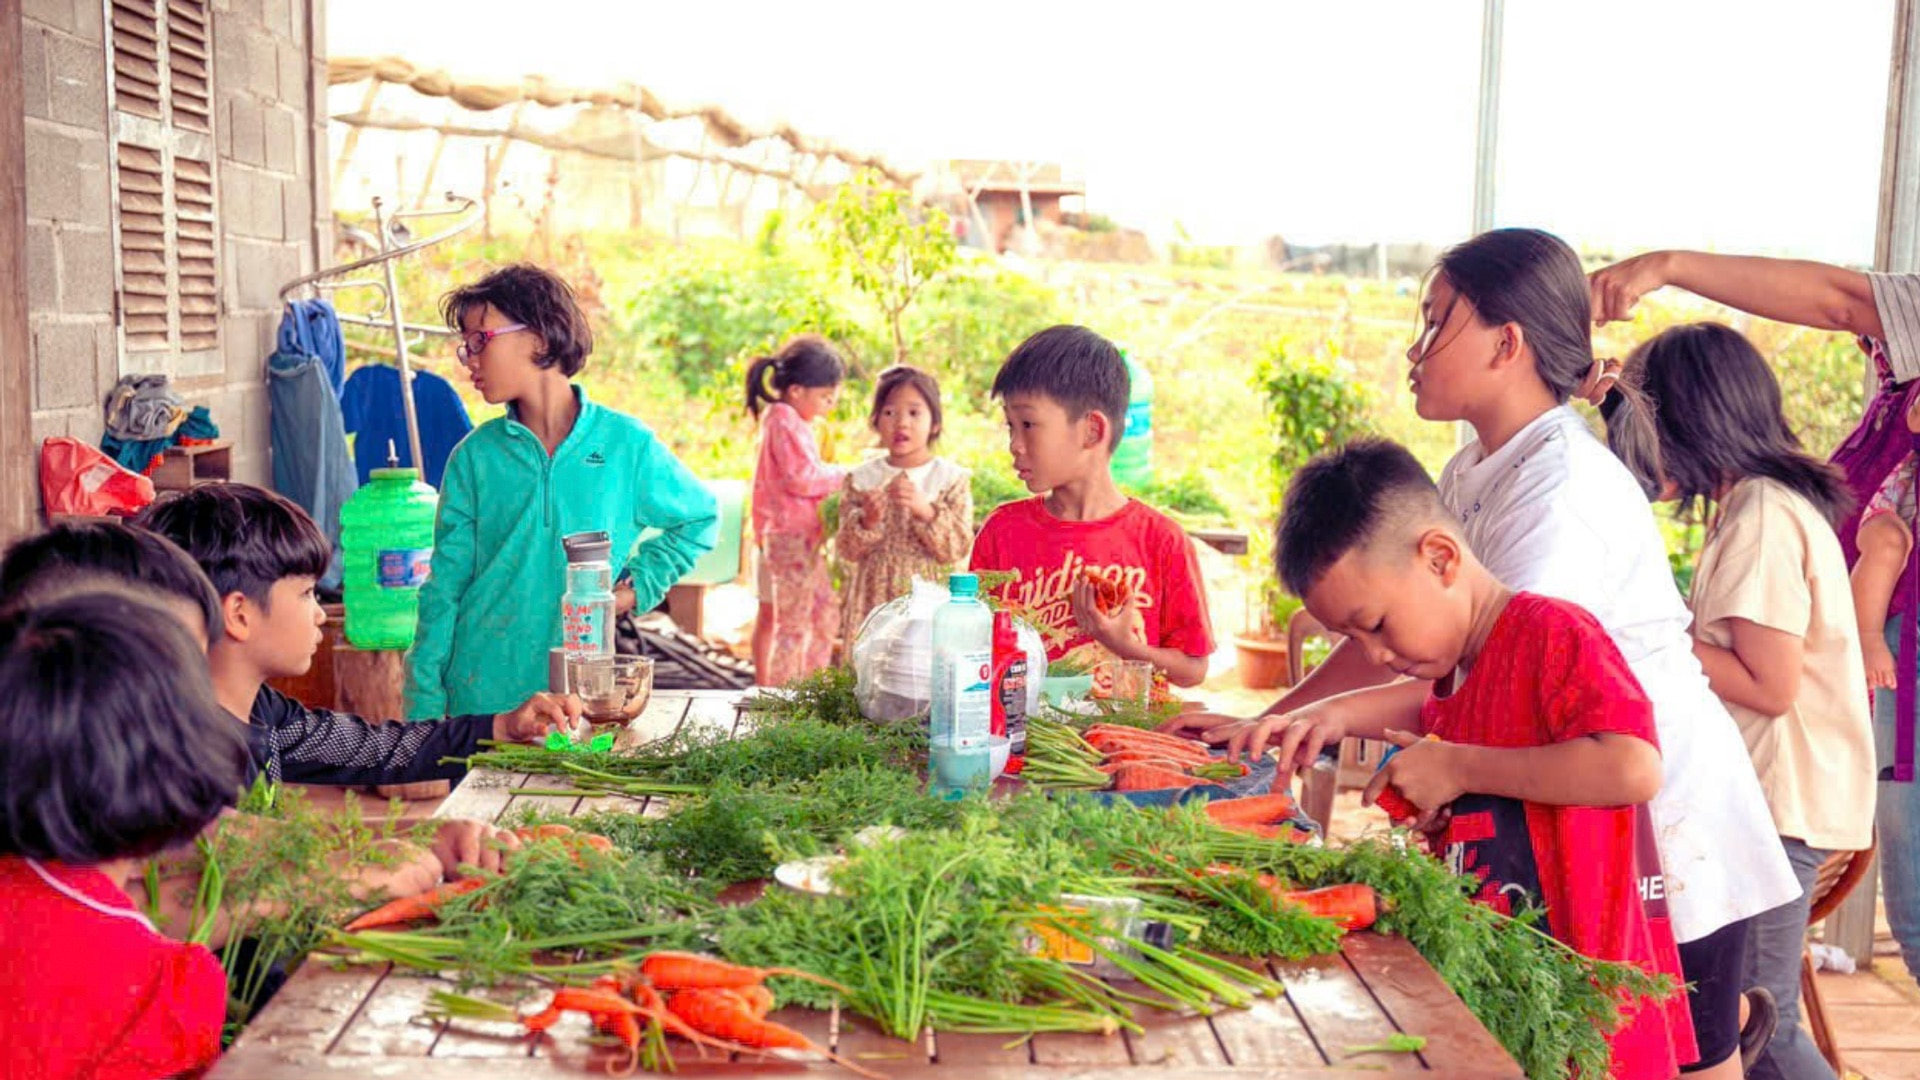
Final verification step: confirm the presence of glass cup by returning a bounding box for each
[1095,659,1155,713]
[565,654,654,722]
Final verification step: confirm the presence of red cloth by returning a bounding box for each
[1421,593,1697,1079]
[0,856,226,1079]
[969,497,1215,661]
[751,402,846,545]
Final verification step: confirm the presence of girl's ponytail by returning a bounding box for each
[744,355,780,418]
[1598,374,1666,500]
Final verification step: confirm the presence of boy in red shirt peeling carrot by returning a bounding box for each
[1263,438,1695,1079]
[969,325,1214,689]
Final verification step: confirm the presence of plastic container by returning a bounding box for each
[1111,347,1154,488]
[561,531,615,659]
[929,572,993,796]
[339,466,437,649]
[991,611,1029,764]
[1025,894,1177,979]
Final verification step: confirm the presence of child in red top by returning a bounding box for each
[0,588,254,1079]
[1266,438,1695,1078]
[969,325,1213,687]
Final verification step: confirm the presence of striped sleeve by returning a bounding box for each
[1869,272,1920,381]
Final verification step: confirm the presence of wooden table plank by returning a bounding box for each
[436,768,523,825]
[623,693,697,749]
[1343,934,1521,1076]
[1271,953,1406,1064]
[1127,1005,1229,1068]
[330,969,443,1057]
[1029,1027,1134,1068]
[929,1029,1033,1068]
[1204,955,1324,1068]
[216,960,389,1070]
[834,1011,930,1070]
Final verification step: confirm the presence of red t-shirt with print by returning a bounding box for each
[969,497,1214,661]
[0,855,228,1079]
[1420,593,1696,1078]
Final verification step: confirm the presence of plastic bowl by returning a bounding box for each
[989,734,1012,778]
[1041,673,1095,704]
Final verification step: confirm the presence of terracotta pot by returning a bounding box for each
[1234,634,1291,691]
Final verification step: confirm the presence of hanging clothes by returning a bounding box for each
[268,300,354,590]
[339,364,473,488]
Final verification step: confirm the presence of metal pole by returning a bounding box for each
[1879,0,1920,273]
[372,197,427,476]
[1471,0,1505,235]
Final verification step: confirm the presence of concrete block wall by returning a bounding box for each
[21,0,326,500]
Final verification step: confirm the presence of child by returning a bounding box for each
[969,325,1213,688]
[747,335,849,686]
[0,588,253,1077]
[1604,323,1877,1080]
[1277,438,1693,1079]
[1179,230,1797,1078]
[137,486,572,803]
[1590,248,1920,991]
[406,264,718,717]
[836,365,973,645]
[2,516,524,883]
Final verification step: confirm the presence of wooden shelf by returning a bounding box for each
[150,440,232,491]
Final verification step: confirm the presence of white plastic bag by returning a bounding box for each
[852,576,1048,723]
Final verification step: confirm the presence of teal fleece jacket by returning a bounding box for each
[404,387,717,718]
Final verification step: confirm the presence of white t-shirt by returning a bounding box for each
[1438,405,1800,943]
[848,455,965,498]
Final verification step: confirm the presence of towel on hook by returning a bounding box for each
[339,364,472,488]
[269,301,353,591]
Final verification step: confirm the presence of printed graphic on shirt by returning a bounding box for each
[991,554,1152,649]
[1443,795,1546,921]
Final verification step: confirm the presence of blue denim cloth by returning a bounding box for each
[1874,618,1920,976]
[268,353,353,591]
[1743,837,1836,1080]
[280,298,346,397]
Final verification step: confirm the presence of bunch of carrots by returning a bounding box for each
[1188,866,1381,933]
[341,823,613,933]
[1199,792,1317,843]
[436,951,882,1078]
[1023,717,1250,793]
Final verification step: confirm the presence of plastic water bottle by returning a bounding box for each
[1111,347,1154,488]
[560,531,615,659]
[930,572,994,796]
[339,459,438,649]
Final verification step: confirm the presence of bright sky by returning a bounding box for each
[330,0,1895,263]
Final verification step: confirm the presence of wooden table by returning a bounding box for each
[212,692,1522,1079]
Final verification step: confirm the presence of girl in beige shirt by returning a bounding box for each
[1605,322,1875,1080]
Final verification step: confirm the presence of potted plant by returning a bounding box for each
[1234,580,1300,691]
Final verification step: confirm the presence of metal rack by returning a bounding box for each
[277,192,481,475]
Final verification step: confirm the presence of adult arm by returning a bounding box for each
[1590,249,1884,339]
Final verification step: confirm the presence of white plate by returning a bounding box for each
[773,854,847,896]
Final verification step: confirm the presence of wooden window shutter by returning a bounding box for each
[108,0,221,357]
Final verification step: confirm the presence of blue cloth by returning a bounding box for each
[280,299,346,397]
[1083,754,1307,821]
[269,303,354,590]
[1874,618,1920,977]
[338,364,473,488]
[100,406,219,472]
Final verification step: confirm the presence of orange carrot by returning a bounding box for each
[640,951,847,994]
[722,985,776,1019]
[581,834,616,854]
[1101,745,1210,765]
[1112,763,1208,791]
[1203,793,1302,827]
[626,979,724,1058]
[667,990,883,1080]
[549,987,652,1016]
[1279,883,1379,931]
[522,1005,564,1033]
[343,876,490,932]
[1084,724,1209,751]
[1096,755,1197,776]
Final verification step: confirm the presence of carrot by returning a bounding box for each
[1203,793,1302,827]
[1112,763,1208,791]
[605,1011,642,1069]
[343,876,490,932]
[580,834,616,854]
[1100,745,1211,766]
[626,978,723,1058]
[1096,756,1194,776]
[549,987,652,1016]
[640,951,848,994]
[1081,568,1128,614]
[1085,734,1213,765]
[522,1005,564,1033]
[1279,883,1379,931]
[1084,723,1207,750]
[667,990,884,1080]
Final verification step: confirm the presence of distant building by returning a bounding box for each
[946,160,1086,254]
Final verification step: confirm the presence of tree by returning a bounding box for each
[810,171,956,365]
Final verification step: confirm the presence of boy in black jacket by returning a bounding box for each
[135,484,581,789]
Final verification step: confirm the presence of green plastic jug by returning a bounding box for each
[1111,347,1154,488]
[339,467,438,650]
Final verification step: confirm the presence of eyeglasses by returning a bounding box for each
[456,323,528,365]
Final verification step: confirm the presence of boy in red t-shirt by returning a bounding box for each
[1260,438,1696,1079]
[0,588,255,1079]
[969,325,1213,686]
